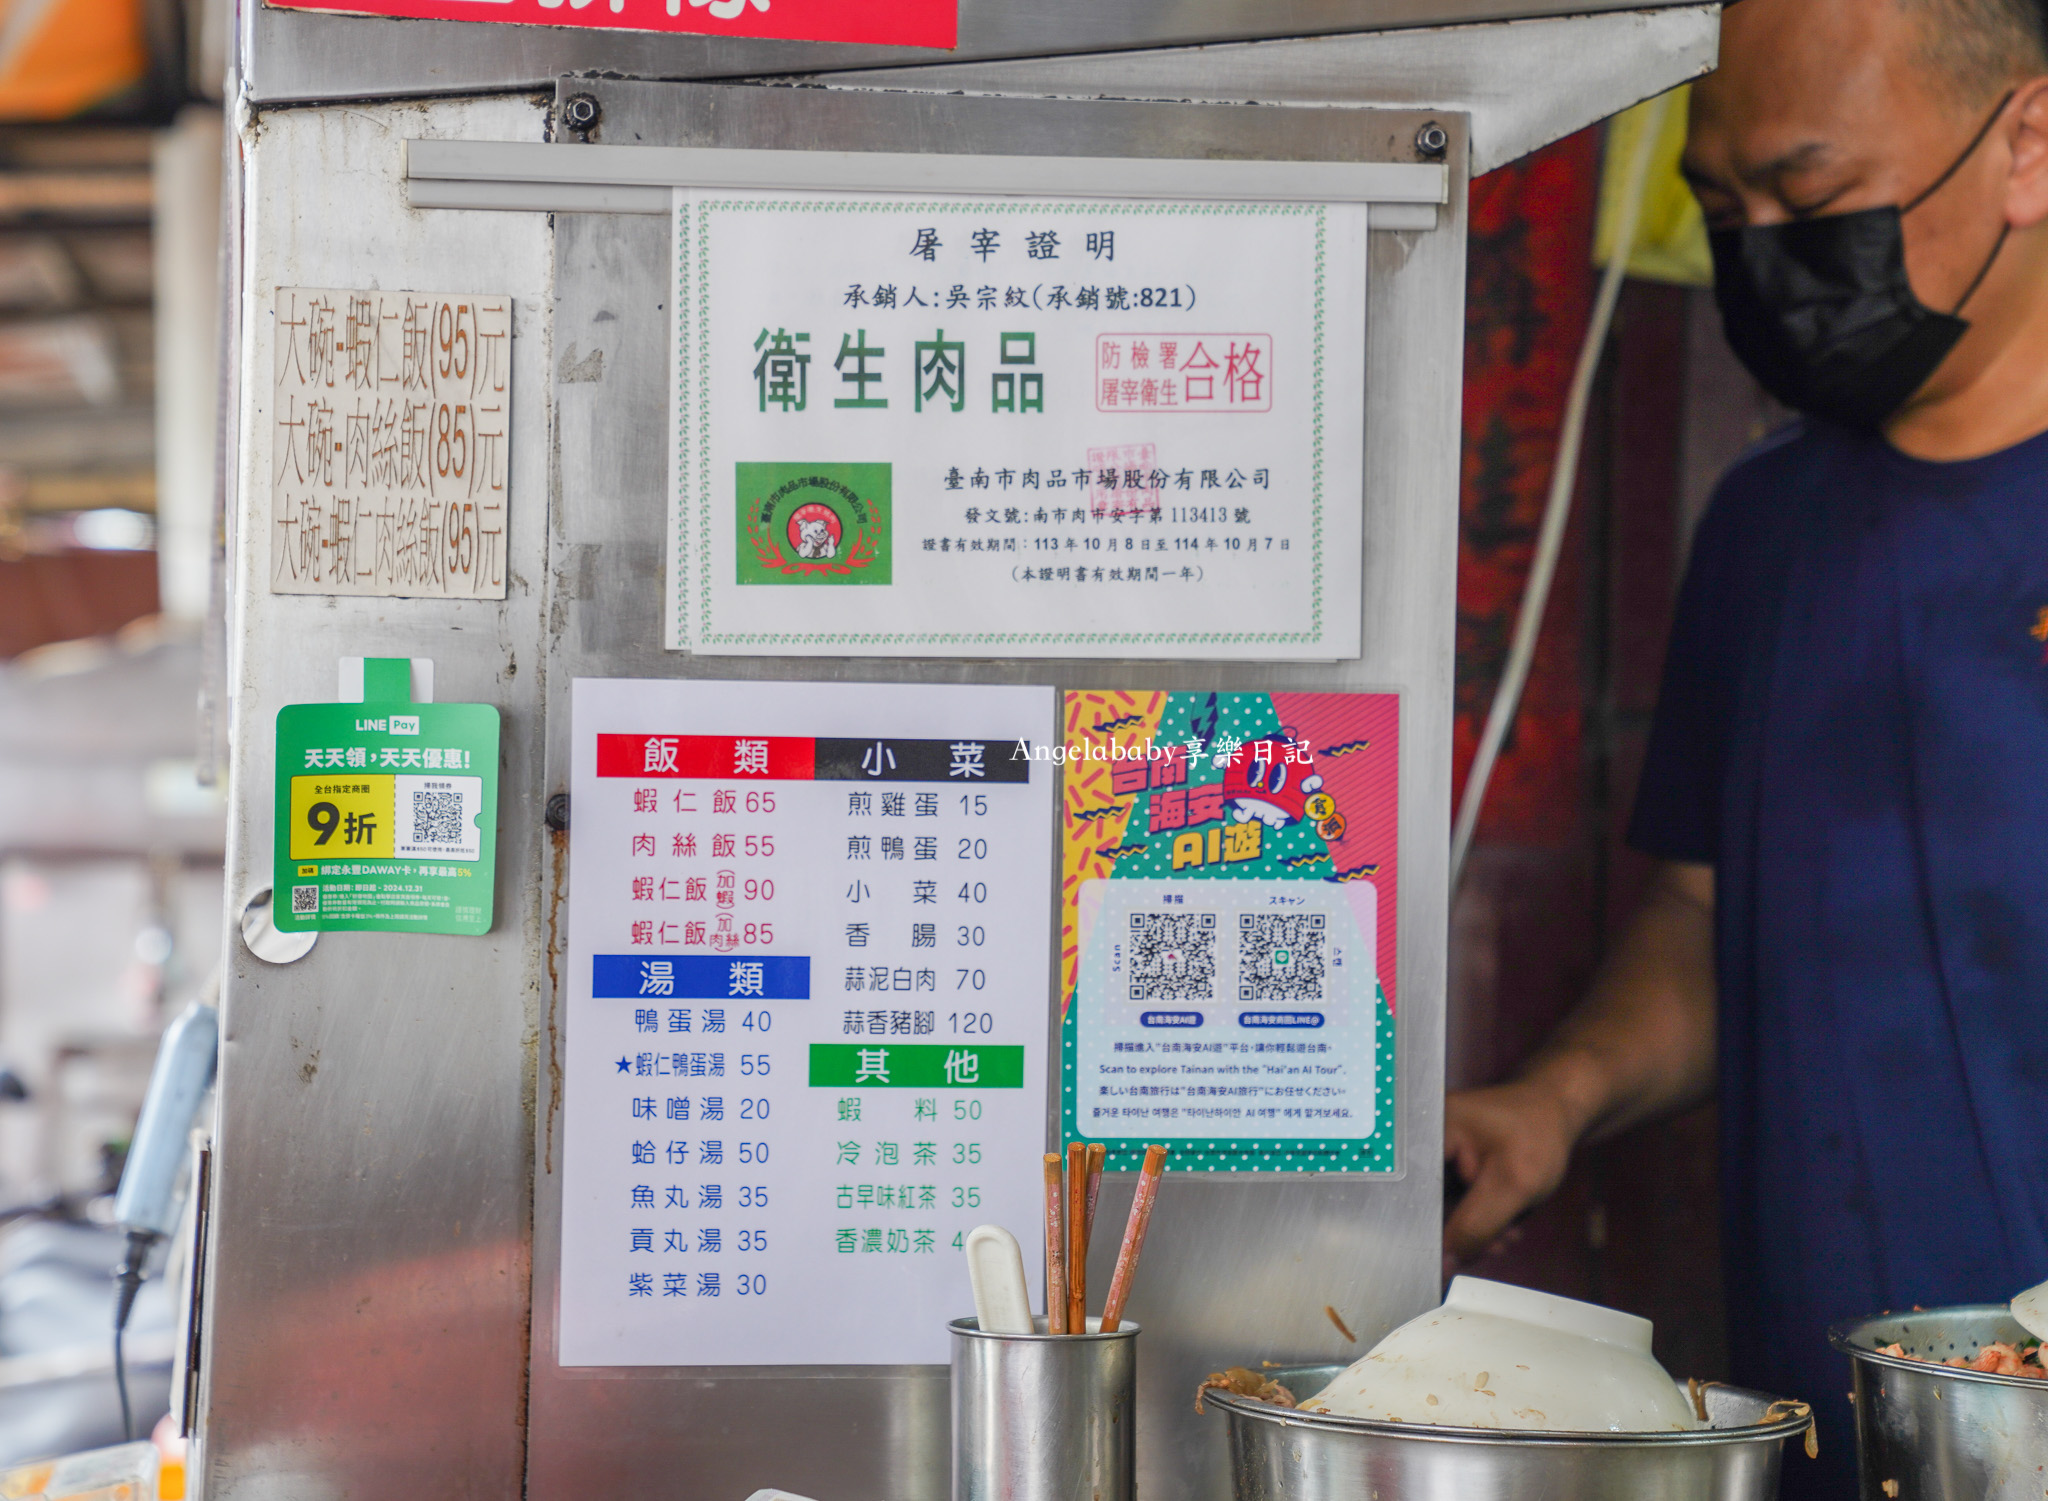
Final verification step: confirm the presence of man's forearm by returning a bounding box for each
[1516,861,1718,1145]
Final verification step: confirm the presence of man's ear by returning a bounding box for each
[2004,77,2048,228]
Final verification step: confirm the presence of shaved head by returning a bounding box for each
[1691,0,2048,453]
[1900,0,2048,104]
[1687,0,2043,225]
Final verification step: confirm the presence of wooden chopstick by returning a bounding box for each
[1083,1142,1106,1248]
[1066,1141,1088,1333]
[1099,1144,1168,1333]
[1043,1152,1067,1334]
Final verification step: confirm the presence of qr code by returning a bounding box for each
[410,789,465,844]
[290,885,320,916]
[1128,911,1218,1003]
[1238,912,1327,1004]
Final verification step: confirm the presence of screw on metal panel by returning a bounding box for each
[1415,121,1449,160]
[545,793,571,832]
[561,94,602,140]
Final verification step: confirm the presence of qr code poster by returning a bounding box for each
[272,657,500,936]
[1059,689,1398,1173]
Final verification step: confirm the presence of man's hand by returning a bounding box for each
[1442,861,1718,1269]
[1442,1078,1580,1269]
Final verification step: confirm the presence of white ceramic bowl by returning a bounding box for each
[1300,1276,1698,1432]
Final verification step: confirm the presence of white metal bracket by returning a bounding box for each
[404,139,1448,227]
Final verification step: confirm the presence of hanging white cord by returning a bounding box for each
[1449,90,1674,891]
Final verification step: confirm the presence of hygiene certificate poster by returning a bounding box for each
[558,678,1055,1366]
[1057,689,1398,1173]
[669,191,1368,658]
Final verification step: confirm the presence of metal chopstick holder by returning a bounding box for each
[950,1315,1140,1501]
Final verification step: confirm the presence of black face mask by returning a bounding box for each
[1709,94,2014,431]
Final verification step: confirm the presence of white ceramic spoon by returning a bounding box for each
[965,1224,1035,1335]
[2013,1278,2048,1343]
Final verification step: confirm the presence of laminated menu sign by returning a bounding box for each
[1057,690,1398,1172]
[669,192,1367,658]
[273,658,500,934]
[560,678,1054,1366]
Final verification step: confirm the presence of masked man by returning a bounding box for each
[1444,0,2048,1492]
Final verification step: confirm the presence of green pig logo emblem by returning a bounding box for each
[736,463,892,586]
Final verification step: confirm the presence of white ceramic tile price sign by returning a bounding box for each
[669,192,1367,658]
[269,287,511,598]
[560,678,1055,1367]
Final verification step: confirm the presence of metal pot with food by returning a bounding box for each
[1201,1278,1817,1501]
[1830,1304,2048,1500]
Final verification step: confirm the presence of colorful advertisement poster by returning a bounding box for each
[1058,689,1397,1173]
[670,192,1367,658]
[560,678,1054,1366]
[272,658,500,935]
[263,0,956,50]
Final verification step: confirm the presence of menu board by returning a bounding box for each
[669,191,1367,659]
[1057,689,1398,1172]
[269,288,511,599]
[559,679,1055,1366]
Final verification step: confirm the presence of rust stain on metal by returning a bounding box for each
[543,824,567,1174]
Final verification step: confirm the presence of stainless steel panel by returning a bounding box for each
[203,35,1691,1496]
[196,96,552,1501]
[402,86,1453,213]
[826,6,1721,178]
[241,0,1709,106]
[525,82,1462,1501]
[563,79,1463,167]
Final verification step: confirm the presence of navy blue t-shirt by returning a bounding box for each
[1631,419,2048,1498]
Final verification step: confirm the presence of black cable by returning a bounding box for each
[113,1322,131,1444]
[112,1229,156,1444]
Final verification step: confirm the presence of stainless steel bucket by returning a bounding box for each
[1205,1365,1815,1501]
[949,1315,1139,1501]
[1829,1305,2048,1500]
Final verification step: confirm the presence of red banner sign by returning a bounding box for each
[263,0,956,47]
[596,734,816,780]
